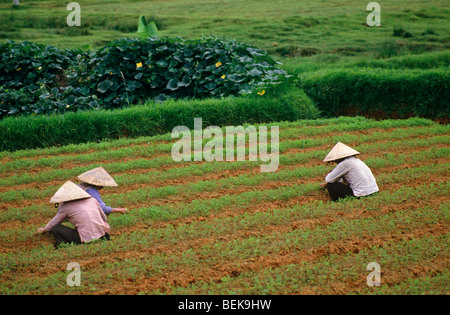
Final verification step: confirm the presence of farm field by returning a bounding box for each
[0,0,449,297]
[1,0,449,58]
[0,116,448,295]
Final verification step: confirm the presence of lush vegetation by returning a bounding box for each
[0,0,448,151]
[0,37,290,117]
[0,0,448,296]
[0,117,448,294]
[1,40,448,151]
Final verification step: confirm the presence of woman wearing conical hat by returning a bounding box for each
[37,181,111,246]
[320,142,379,201]
[77,167,128,215]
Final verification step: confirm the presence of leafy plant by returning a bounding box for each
[0,37,291,118]
[0,40,81,116]
[137,16,159,38]
[86,36,291,105]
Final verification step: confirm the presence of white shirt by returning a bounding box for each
[325,156,379,197]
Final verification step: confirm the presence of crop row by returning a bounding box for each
[0,149,447,262]
[1,153,447,253]
[167,232,449,295]
[0,136,448,205]
[119,182,449,248]
[1,177,447,263]
[0,140,447,223]
[0,116,447,294]
[0,116,437,160]
[0,161,447,252]
[72,199,450,295]
[1,182,447,294]
[0,122,447,188]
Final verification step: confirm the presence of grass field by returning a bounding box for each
[0,117,448,294]
[1,0,449,59]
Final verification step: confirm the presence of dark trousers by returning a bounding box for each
[51,224,110,247]
[325,182,355,202]
[51,224,82,246]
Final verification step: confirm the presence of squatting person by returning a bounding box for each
[37,181,111,247]
[77,166,128,215]
[320,142,379,201]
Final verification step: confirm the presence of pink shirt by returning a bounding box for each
[44,197,111,242]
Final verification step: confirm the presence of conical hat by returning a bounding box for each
[323,142,360,162]
[50,181,91,203]
[77,166,118,187]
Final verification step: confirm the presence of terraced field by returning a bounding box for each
[0,116,448,294]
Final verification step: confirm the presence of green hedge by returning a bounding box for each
[350,51,450,70]
[0,85,318,152]
[299,67,449,119]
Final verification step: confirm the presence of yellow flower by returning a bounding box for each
[257,90,266,96]
[136,62,143,68]
[38,66,42,70]
[16,67,21,71]
[215,61,222,68]
[221,75,226,79]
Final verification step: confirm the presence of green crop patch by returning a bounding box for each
[0,116,448,295]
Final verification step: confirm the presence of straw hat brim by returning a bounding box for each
[323,142,360,162]
[50,181,91,203]
[77,166,118,187]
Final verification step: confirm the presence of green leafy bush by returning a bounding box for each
[81,36,290,106]
[299,68,449,119]
[0,40,81,116]
[0,37,290,118]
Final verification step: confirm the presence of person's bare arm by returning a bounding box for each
[111,208,128,214]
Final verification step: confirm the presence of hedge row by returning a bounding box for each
[2,64,448,152]
[349,50,450,70]
[0,85,318,152]
[299,67,449,119]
